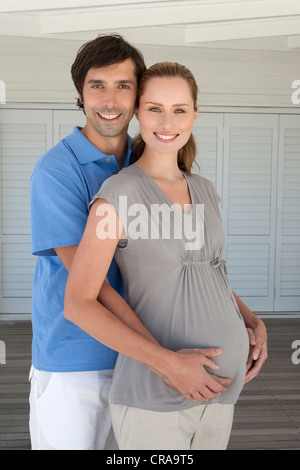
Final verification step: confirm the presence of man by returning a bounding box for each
[29,34,146,451]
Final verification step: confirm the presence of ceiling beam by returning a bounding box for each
[2,0,300,16]
[0,0,175,13]
[40,1,300,34]
[1,1,300,49]
[0,13,40,37]
[4,0,300,14]
[106,27,186,47]
[48,29,292,52]
[186,17,300,44]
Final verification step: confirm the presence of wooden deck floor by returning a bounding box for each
[0,318,300,450]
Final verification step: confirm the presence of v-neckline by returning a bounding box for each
[132,164,194,215]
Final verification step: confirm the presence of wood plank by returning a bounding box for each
[0,321,31,450]
[0,318,300,450]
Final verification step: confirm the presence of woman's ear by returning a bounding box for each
[194,106,200,121]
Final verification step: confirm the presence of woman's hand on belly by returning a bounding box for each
[245,323,268,384]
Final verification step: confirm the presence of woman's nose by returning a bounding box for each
[160,112,173,130]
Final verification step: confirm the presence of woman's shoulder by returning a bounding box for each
[188,172,221,203]
[100,165,138,190]
[90,165,147,212]
[188,172,215,190]
[91,165,143,205]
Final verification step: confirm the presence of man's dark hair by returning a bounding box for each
[71,33,146,109]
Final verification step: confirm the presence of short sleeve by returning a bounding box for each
[30,166,89,256]
[204,177,221,205]
[89,174,130,236]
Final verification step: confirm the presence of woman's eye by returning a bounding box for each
[150,107,160,112]
[175,109,185,113]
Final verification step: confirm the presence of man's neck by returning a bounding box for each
[81,125,128,168]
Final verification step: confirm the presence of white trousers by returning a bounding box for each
[110,403,234,450]
[29,366,118,450]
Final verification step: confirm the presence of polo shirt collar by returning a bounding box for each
[65,126,134,166]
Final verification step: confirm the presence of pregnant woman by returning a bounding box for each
[64,61,267,450]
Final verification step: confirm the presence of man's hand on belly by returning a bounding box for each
[155,347,231,402]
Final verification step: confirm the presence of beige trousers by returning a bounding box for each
[110,403,234,450]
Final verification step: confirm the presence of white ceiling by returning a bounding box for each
[1,0,300,52]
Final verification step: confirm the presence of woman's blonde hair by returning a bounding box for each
[132,61,199,175]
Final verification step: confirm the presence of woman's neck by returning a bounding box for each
[134,147,183,181]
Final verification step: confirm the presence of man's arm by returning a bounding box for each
[233,291,268,383]
[62,200,230,402]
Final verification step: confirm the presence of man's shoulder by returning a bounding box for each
[32,136,80,175]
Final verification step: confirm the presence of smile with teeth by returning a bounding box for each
[97,113,121,121]
[154,133,179,142]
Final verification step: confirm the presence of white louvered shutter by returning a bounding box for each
[193,113,223,195]
[53,109,86,145]
[1,107,299,318]
[0,109,52,314]
[275,115,300,311]
[222,114,278,311]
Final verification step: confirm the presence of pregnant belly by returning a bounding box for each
[211,318,249,384]
[110,310,250,411]
[147,299,250,396]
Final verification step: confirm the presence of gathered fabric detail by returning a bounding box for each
[210,257,228,275]
[182,257,241,319]
[182,257,227,274]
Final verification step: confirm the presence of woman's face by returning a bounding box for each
[136,76,199,156]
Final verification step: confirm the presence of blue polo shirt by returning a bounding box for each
[30,126,135,372]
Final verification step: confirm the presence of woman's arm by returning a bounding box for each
[53,243,158,345]
[63,199,230,401]
[233,291,268,383]
[54,243,158,346]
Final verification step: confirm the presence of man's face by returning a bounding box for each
[80,59,137,141]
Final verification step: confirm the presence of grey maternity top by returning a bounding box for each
[91,165,249,412]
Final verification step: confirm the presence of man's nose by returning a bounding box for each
[102,89,117,109]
